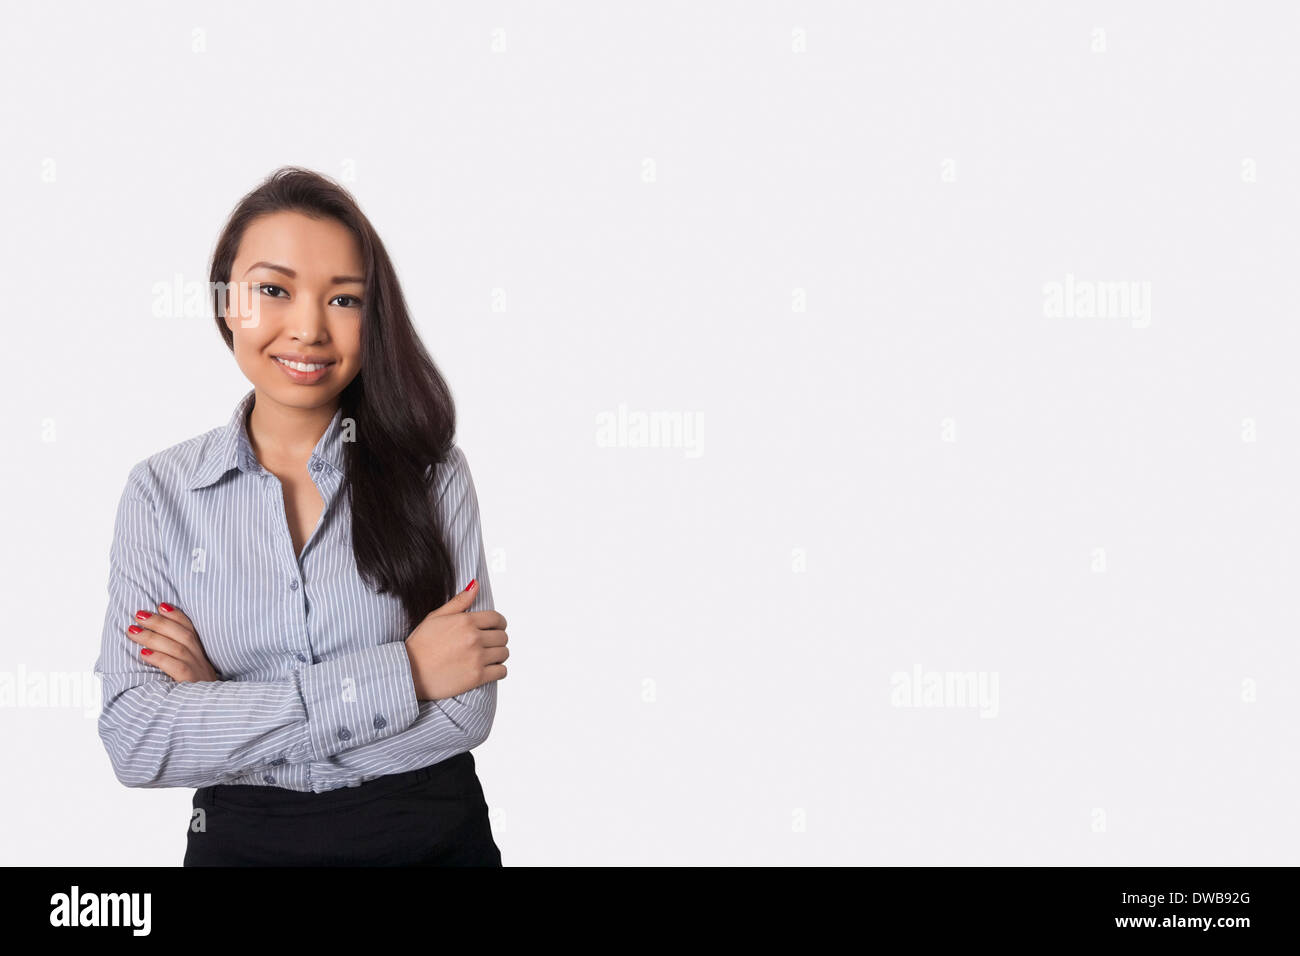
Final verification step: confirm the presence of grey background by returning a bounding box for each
[1,0,1295,864]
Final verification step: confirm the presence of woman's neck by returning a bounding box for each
[245,391,339,470]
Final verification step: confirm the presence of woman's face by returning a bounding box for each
[224,210,365,409]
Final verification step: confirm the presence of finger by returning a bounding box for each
[142,647,199,682]
[133,639,184,678]
[127,622,194,663]
[155,602,197,634]
[481,645,509,665]
[482,663,507,681]
[132,609,202,658]
[429,579,479,617]
[479,628,508,648]
[467,610,507,630]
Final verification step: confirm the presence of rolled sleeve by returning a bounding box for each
[298,640,422,762]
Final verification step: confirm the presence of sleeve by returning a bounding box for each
[297,445,499,771]
[92,465,422,789]
[418,445,499,743]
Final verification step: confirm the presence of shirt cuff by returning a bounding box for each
[299,641,421,763]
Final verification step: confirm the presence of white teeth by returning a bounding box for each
[275,357,328,372]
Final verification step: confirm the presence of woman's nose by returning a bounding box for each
[288,302,327,338]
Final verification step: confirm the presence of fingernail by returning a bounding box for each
[158,602,175,612]
[465,578,476,591]
[128,625,143,634]
[135,610,152,621]
[141,648,153,656]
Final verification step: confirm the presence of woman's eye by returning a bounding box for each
[252,284,358,307]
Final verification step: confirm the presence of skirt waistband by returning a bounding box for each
[196,750,478,812]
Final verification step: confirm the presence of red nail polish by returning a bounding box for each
[128,624,143,634]
[465,578,476,591]
[141,648,153,656]
[159,602,175,612]
[135,610,152,621]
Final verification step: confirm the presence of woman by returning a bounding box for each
[92,166,508,866]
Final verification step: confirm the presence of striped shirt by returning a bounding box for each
[92,387,496,793]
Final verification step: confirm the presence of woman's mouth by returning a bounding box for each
[271,355,335,384]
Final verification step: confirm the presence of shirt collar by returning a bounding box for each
[187,388,347,490]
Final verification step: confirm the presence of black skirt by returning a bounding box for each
[183,750,501,866]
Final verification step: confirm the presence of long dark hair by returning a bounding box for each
[209,166,457,634]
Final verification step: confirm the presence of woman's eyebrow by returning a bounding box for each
[242,260,365,284]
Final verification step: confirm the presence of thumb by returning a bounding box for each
[431,578,478,616]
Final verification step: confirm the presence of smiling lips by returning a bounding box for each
[271,353,335,382]
[274,355,332,372]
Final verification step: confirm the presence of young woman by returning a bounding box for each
[92,167,508,866]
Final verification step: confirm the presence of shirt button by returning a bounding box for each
[337,727,352,741]
[289,580,299,591]
[310,460,322,472]
[262,773,275,784]
[270,757,286,766]
[373,715,387,730]
[295,652,307,662]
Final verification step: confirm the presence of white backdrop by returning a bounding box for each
[2,0,1297,865]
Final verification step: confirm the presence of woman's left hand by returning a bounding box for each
[126,603,221,682]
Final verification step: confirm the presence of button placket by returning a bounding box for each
[262,476,308,662]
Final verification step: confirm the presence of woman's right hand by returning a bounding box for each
[404,580,509,701]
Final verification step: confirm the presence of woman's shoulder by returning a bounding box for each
[425,442,477,496]
[119,422,228,504]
